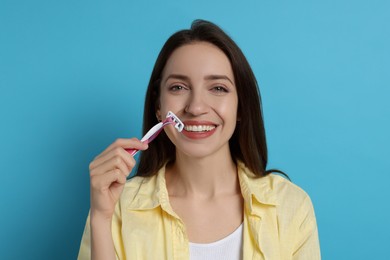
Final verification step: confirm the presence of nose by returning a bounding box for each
[184,89,209,116]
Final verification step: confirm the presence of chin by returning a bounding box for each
[175,143,229,160]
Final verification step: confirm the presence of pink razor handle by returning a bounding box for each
[125,111,184,156]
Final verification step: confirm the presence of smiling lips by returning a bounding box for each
[181,121,217,139]
[184,125,216,132]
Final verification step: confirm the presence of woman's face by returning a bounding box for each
[157,42,238,159]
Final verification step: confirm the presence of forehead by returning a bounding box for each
[162,42,234,80]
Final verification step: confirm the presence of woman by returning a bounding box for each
[78,20,321,260]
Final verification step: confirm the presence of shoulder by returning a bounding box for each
[238,162,313,211]
[257,174,316,227]
[118,168,166,211]
[116,175,157,207]
[266,174,311,206]
[124,175,154,191]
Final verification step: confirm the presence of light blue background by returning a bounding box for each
[1,0,389,259]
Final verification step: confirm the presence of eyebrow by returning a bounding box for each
[164,74,189,83]
[205,75,234,85]
[164,74,234,85]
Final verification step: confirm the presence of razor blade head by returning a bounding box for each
[166,111,184,132]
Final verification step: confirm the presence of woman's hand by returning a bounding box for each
[89,138,148,221]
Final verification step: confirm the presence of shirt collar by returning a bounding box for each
[126,161,277,214]
[126,165,180,218]
[237,161,278,216]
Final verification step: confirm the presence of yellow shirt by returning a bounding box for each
[78,162,321,259]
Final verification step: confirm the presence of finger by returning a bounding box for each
[90,155,130,178]
[90,169,127,192]
[90,138,148,171]
[90,146,134,172]
[95,138,147,160]
[103,138,147,156]
[92,143,146,173]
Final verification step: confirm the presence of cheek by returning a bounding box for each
[158,95,171,114]
[159,94,186,113]
[215,98,238,119]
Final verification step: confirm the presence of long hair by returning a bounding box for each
[137,19,281,178]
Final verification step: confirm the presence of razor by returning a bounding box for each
[126,111,184,156]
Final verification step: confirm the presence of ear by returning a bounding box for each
[154,93,161,121]
[156,110,162,122]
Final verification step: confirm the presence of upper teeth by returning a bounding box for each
[184,125,216,132]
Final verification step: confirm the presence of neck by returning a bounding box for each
[166,150,239,199]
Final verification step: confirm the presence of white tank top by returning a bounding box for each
[189,223,243,260]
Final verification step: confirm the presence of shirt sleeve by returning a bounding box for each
[77,212,92,260]
[292,195,321,260]
[77,203,124,260]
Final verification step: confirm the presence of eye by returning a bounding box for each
[169,84,186,92]
[211,85,229,94]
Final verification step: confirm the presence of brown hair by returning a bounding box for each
[136,19,280,178]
